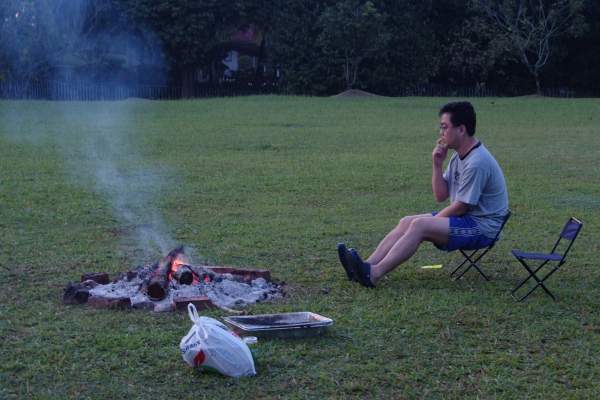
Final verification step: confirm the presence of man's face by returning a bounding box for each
[439,113,464,148]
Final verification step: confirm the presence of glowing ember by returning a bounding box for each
[171,254,190,273]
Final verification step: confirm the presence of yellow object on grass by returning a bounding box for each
[420,264,443,269]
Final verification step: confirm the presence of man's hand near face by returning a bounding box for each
[432,137,450,202]
[432,137,448,167]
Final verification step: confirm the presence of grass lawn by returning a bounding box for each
[1,96,599,399]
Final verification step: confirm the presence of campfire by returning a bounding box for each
[63,246,282,313]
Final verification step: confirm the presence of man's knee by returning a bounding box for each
[408,216,448,243]
[398,214,423,228]
[406,217,429,235]
[398,216,412,228]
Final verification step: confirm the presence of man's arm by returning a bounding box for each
[435,200,470,218]
[432,164,449,202]
[432,140,449,202]
[436,165,482,217]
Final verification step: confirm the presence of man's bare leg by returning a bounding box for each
[366,214,432,265]
[369,216,449,285]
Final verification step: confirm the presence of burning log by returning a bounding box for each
[172,264,194,285]
[145,246,185,301]
[189,265,216,283]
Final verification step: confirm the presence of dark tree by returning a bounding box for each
[269,0,339,94]
[476,0,586,94]
[317,0,386,90]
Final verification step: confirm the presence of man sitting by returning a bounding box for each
[338,101,509,287]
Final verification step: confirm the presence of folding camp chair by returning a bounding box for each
[450,210,511,281]
[510,217,583,302]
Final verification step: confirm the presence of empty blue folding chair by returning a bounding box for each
[511,217,583,301]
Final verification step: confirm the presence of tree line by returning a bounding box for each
[1,0,598,97]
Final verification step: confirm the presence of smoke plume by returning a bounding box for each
[0,0,178,263]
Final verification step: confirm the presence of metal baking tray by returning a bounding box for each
[223,312,333,338]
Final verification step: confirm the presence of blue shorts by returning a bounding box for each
[431,212,495,252]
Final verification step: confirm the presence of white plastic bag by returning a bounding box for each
[179,303,256,378]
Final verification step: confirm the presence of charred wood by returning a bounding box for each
[63,280,98,304]
[144,246,185,301]
[189,265,216,283]
[174,295,214,311]
[173,264,194,285]
[81,272,109,285]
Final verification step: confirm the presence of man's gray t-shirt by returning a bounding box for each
[443,142,508,238]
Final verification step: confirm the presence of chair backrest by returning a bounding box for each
[551,217,583,260]
[560,217,583,240]
[489,209,512,246]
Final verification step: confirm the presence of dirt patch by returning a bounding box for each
[332,89,385,98]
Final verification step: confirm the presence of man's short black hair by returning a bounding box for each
[439,101,476,136]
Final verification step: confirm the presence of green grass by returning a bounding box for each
[1,96,599,399]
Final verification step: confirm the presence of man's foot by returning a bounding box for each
[349,249,375,288]
[337,243,356,281]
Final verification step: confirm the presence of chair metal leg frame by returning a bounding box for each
[511,258,563,301]
[449,251,472,276]
[450,248,490,281]
[510,259,549,293]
